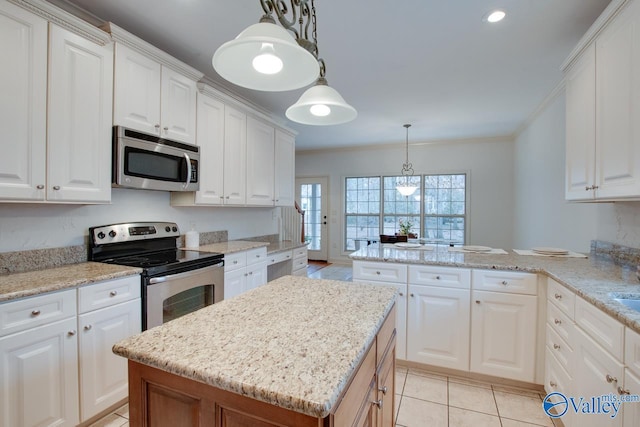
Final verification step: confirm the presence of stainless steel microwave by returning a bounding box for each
[112,126,200,192]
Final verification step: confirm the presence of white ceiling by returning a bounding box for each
[52,0,611,150]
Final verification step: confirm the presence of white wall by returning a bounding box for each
[0,188,278,252]
[296,138,515,262]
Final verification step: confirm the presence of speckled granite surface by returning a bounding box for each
[113,276,397,418]
[350,244,640,334]
[265,240,308,254]
[0,245,88,274]
[196,240,270,254]
[0,262,142,303]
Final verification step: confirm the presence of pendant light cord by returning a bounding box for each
[401,124,414,176]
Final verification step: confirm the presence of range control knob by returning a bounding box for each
[165,226,171,232]
[108,230,117,238]
[172,226,178,232]
[97,232,105,240]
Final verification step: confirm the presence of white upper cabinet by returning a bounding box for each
[223,106,247,205]
[565,0,640,201]
[194,93,225,205]
[274,129,296,206]
[0,0,47,201]
[160,66,197,143]
[246,116,276,206]
[48,24,113,203]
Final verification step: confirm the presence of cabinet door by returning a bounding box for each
[470,290,537,382]
[623,369,640,427]
[160,66,197,144]
[78,299,141,421]
[0,1,47,201]
[194,93,225,205]
[224,268,246,300]
[274,130,295,206]
[0,317,79,427]
[246,117,275,206]
[573,327,624,427]
[114,43,161,135]
[48,25,113,203]
[246,263,268,291]
[565,43,596,201]
[407,285,470,370]
[595,0,640,199]
[376,344,395,427]
[223,106,247,204]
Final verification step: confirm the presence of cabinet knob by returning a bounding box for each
[36,184,44,190]
[549,381,557,388]
[372,399,383,409]
[226,196,230,199]
[593,185,599,190]
[375,271,381,275]
[618,386,630,395]
[554,319,562,325]
[163,126,168,131]
[31,309,41,316]
[410,293,415,297]
[249,271,253,275]
[155,124,160,129]
[606,374,617,384]
[554,293,562,300]
[553,343,560,350]
[399,292,404,296]
[233,260,238,264]
[501,280,508,285]
[84,325,92,331]
[110,290,118,297]
[68,330,76,336]
[52,185,60,190]
[475,300,481,304]
[585,186,592,191]
[378,385,388,395]
[435,275,441,280]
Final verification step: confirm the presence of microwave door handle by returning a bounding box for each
[183,153,191,189]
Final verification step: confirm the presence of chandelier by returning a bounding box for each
[212,0,356,125]
[396,124,418,196]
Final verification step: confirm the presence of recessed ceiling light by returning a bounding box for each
[485,10,506,23]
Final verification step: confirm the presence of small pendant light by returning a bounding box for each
[396,124,418,196]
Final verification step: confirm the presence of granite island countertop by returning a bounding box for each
[0,262,142,303]
[350,244,640,334]
[113,275,397,418]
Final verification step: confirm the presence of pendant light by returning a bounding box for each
[212,2,320,92]
[396,124,418,196]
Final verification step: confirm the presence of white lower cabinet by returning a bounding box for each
[0,317,80,427]
[78,299,141,421]
[407,284,470,370]
[224,248,268,298]
[470,290,537,382]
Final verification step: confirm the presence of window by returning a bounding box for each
[300,183,322,250]
[344,173,467,250]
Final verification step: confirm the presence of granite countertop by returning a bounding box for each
[350,244,640,334]
[113,276,397,418]
[194,240,307,255]
[0,262,142,303]
[264,240,308,254]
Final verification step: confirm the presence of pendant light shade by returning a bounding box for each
[286,77,357,125]
[212,20,320,92]
[396,124,418,196]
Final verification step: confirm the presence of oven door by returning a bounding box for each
[144,262,223,330]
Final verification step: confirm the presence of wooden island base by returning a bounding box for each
[127,306,396,427]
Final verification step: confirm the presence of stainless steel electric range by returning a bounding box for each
[88,222,224,330]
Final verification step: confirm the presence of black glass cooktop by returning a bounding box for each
[102,249,224,277]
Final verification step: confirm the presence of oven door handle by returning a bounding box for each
[183,153,192,189]
[148,261,224,284]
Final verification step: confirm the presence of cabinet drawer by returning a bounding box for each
[544,347,572,399]
[575,297,624,361]
[625,327,640,376]
[0,289,76,337]
[547,278,575,319]
[292,256,307,271]
[246,247,267,266]
[78,276,140,314]
[293,247,307,260]
[353,262,407,283]
[472,270,537,295]
[224,252,246,272]
[546,324,574,372]
[547,301,575,345]
[267,250,292,266]
[409,265,470,289]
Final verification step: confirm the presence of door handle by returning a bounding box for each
[183,153,192,189]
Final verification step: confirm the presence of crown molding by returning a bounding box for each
[101,22,204,82]
[8,0,111,45]
[561,0,630,71]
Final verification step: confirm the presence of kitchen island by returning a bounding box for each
[113,276,397,427]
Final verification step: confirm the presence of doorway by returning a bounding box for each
[296,177,328,261]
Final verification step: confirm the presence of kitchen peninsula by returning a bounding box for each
[113,276,397,427]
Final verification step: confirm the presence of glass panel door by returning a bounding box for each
[297,177,328,261]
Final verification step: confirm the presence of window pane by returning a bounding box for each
[421,173,467,244]
[344,177,381,250]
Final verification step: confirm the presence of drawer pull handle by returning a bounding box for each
[379,386,388,395]
[554,319,562,325]
[553,343,560,350]
[399,292,404,296]
[435,275,441,280]
[31,309,41,316]
[84,325,92,331]
[376,271,381,275]
[110,290,118,297]
[68,330,76,336]
[372,399,383,409]
[549,381,557,388]
[606,374,617,384]
[475,300,481,304]
[501,280,508,285]
[618,387,630,395]
[233,260,238,264]
[554,293,562,300]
